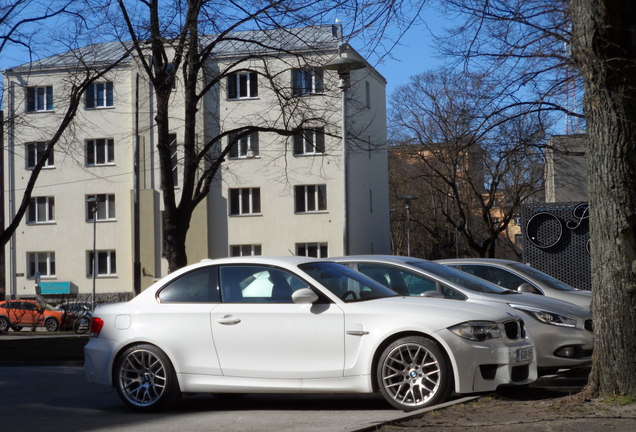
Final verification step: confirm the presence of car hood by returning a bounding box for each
[480,291,590,318]
[354,296,521,327]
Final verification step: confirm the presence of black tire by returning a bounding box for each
[377,336,452,411]
[0,317,9,333]
[44,317,59,332]
[11,325,23,331]
[115,344,181,412]
[73,316,91,334]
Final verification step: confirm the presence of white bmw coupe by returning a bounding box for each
[84,256,536,412]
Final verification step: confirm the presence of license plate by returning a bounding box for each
[516,346,533,362]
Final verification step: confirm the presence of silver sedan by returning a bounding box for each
[330,255,593,375]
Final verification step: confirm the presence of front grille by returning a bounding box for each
[503,319,524,340]
[585,319,593,332]
[511,365,530,382]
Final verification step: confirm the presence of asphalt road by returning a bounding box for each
[0,365,470,432]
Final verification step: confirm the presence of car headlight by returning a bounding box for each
[510,304,577,328]
[449,321,501,341]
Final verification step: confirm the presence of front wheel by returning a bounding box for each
[377,336,452,411]
[115,344,181,412]
[0,317,9,333]
[44,317,59,332]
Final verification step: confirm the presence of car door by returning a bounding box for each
[211,264,345,379]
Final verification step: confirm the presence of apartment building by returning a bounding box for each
[2,25,391,299]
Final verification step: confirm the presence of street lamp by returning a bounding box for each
[399,195,417,256]
[87,197,98,310]
[323,48,366,255]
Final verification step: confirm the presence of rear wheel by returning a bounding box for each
[73,316,91,334]
[377,336,451,411]
[11,325,23,331]
[115,344,181,412]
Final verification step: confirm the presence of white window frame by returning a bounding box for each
[296,243,328,258]
[26,142,54,169]
[86,194,116,221]
[229,131,259,159]
[229,188,261,216]
[26,86,53,112]
[86,82,114,108]
[86,138,115,166]
[27,196,55,224]
[230,244,262,257]
[27,252,56,278]
[87,250,117,277]
[292,68,324,96]
[294,128,325,155]
[227,71,258,99]
[295,185,327,213]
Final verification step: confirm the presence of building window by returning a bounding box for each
[27,252,55,278]
[86,82,114,108]
[292,68,324,95]
[296,243,328,258]
[229,131,259,158]
[87,250,117,277]
[26,142,54,169]
[86,194,116,221]
[229,188,261,215]
[26,86,53,112]
[27,197,55,224]
[230,244,262,257]
[86,138,115,166]
[295,185,327,213]
[227,71,258,99]
[293,128,325,155]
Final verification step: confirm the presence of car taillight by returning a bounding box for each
[90,317,104,337]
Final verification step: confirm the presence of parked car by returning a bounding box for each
[436,258,592,308]
[85,256,536,412]
[329,255,593,375]
[0,299,64,332]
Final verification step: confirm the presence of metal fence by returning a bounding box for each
[521,202,591,290]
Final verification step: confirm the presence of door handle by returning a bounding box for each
[217,315,241,325]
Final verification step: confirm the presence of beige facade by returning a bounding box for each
[3,26,391,299]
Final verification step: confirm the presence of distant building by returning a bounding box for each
[544,134,588,202]
[2,25,391,299]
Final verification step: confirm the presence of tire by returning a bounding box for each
[115,344,181,412]
[377,336,452,411]
[44,317,59,332]
[0,317,9,333]
[11,325,23,331]
[73,316,91,334]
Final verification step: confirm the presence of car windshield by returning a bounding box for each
[299,262,399,302]
[508,263,578,291]
[407,260,518,295]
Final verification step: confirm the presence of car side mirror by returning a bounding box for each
[518,283,539,294]
[292,288,319,304]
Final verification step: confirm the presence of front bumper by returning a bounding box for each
[523,320,593,370]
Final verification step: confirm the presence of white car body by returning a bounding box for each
[436,258,592,309]
[329,255,594,374]
[84,256,536,412]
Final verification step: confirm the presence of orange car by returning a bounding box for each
[0,299,64,332]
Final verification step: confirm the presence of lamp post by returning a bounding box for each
[323,49,365,255]
[87,197,98,309]
[399,195,417,256]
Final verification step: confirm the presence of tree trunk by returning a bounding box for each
[570,0,636,397]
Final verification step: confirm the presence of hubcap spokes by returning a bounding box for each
[119,350,167,406]
[382,343,441,407]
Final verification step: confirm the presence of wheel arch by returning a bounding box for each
[370,331,456,394]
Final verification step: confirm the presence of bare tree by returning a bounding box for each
[570,0,636,399]
[389,70,545,258]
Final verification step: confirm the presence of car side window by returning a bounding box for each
[439,284,468,301]
[461,265,528,291]
[219,265,307,304]
[357,263,437,296]
[158,266,220,303]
